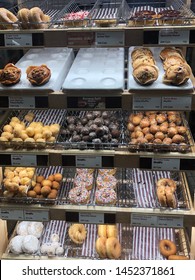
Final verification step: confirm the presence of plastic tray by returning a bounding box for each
[62,48,124,93]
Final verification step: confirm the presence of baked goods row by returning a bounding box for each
[5,220,190,260]
[0,110,193,153]
[0,47,192,91]
[0,167,191,211]
[1,0,195,30]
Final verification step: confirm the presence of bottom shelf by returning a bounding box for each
[2,220,191,260]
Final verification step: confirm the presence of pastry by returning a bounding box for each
[133,64,159,85]
[0,63,21,85]
[26,64,51,85]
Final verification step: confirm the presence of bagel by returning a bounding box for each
[159,239,177,258]
[156,178,177,192]
[17,8,30,29]
[95,237,107,258]
[68,224,87,244]
[168,255,189,260]
[29,7,50,29]
[0,8,18,29]
[106,237,121,259]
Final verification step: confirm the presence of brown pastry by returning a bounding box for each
[0,63,21,85]
[160,47,183,61]
[131,48,153,61]
[163,63,191,85]
[157,10,183,25]
[26,64,51,85]
[133,64,159,85]
[163,55,185,71]
[132,55,155,69]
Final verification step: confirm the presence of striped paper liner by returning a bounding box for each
[132,227,175,260]
[35,166,63,179]
[91,8,118,19]
[130,6,174,16]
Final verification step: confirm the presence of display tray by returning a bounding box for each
[56,110,125,151]
[0,109,65,150]
[0,166,64,204]
[126,111,194,153]
[62,48,124,93]
[3,221,190,260]
[124,0,195,26]
[0,48,74,94]
[128,47,194,93]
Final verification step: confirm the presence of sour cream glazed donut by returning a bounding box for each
[156,178,177,192]
[68,224,87,244]
[159,239,177,258]
[17,8,30,29]
[29,7,50,29]
[0,8,18,29]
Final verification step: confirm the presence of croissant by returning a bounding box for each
[26,64,51,85]
[0,63,21,85]
[133,64,159,85]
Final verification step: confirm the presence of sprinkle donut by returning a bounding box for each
[106,237,121,259]
[68,186,90,204]
[95,187,116,205]
[159,239,177,258]
[0,8,18,29]
[96,175,117,189]
[74,174,93,190]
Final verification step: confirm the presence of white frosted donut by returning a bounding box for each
[55,246,64,256]
[27,222,44,238]
[16,221,29,236]
[22,235,40,254]
[50,233,60,243]
[9,235,24,254]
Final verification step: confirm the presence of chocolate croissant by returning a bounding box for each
[26,64,51,85]
[0,63,21,85]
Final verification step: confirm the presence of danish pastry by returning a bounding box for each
[26,64,51,86]
[0,63,21,85]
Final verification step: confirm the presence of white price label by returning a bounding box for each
[95,31,124,46]
[76,156,102,168]
[133,97,161,110]
[159,30,189,45]
[79,213,104,224]
[4,33,32,47]
[9,96,35,109]
[131,213,157,226]
[158,216,183,228]
[24,210,49,221]
[11,154,37,166]
[162,96,192,110]
[152,158,180,171]
[0,209,24,220]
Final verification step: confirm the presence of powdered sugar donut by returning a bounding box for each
[16,221,29,236]
[50,233,60,243]
[56,246,64,256]
[22,235,39,254]
[9,235,24,254]
[27,222,44,238]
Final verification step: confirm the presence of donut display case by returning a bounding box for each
[1,0,195,261]
[2,220,191,260]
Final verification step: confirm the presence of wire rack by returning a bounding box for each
[123,0,195,26]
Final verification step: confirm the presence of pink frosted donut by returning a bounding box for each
[96,175,117,189]
[95,187,116,205]
[68,187,90,204]
[74,174,93,190]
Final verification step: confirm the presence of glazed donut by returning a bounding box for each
[106,237,121,259]
[29,7,50,29]
[98,225,107,238]
[0,8,18,29]
[159,239,177,258]
[17,8,30,29]
[157,186,167,207]
[68,224,87,244]
[68,186,90,204]
[156,178,177,192]
[96,175,117,189]
[95,237,107,258]
[95,187,116,205]
[107,225,118,238]
[165,187,177,208]
[168,255,189,260]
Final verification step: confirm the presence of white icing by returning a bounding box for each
[50,233,60,243]
[22,235,39,254]
[27,222,44,238]
[47,245,56,256]
[16,221,29,236]
[9,235,24,254]
[40,243,50,255]
[55,246,64,256]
